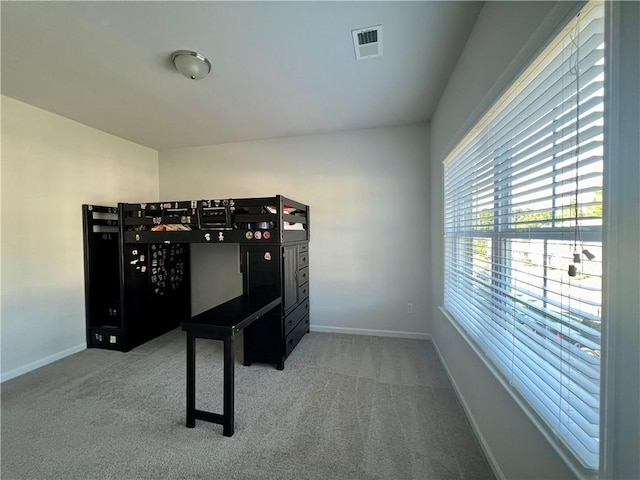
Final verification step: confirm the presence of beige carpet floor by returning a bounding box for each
[1,330,494,480]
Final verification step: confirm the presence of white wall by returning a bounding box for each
[0,96,159,382]
[189,243,243,316]
[429,2,580,479]
[159,124,430,338]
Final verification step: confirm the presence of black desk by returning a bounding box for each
[181,294,281,436]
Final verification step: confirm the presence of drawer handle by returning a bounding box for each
[302,256,307,262]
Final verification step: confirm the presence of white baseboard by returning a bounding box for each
[310,324,431,341]
[1,343,86,383]
[430,335,506,480]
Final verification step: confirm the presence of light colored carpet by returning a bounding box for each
[1,331,494,480]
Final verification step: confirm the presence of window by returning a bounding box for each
[443,1,604,471]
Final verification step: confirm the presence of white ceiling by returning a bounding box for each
[1,1,482,150]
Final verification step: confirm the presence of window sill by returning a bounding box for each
[437,305,599,480]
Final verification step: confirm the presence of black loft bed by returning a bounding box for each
[120,195,309,245]
[83,195,310,369]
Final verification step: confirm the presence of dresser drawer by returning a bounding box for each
[298,266,309,285]
[298,250,309,269]
[298,282,309,303]
[285,314,309,357]
[298,244,309,254]
[285,299,309,336]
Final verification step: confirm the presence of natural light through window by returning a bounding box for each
[443,1,604,471]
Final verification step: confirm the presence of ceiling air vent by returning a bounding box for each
[352,25,383,60]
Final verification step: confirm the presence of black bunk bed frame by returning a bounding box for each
[83,194,310,369]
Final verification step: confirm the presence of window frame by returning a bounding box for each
[442,1,605,475]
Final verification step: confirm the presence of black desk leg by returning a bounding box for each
[223,335,235,436]
[186,332,196,428]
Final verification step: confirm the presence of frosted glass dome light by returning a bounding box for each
[171,50,211,80]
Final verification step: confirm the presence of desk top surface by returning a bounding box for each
[182,295,281,337]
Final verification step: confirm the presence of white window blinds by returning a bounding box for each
[443,1,604,470]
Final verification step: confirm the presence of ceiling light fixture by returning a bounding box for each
[171,50,211,80]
